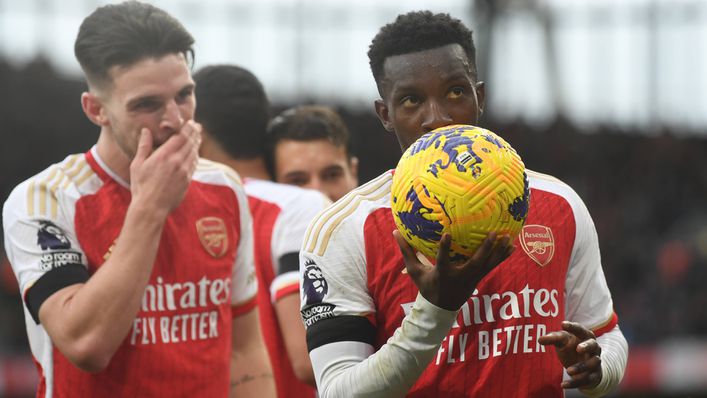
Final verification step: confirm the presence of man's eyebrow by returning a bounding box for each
[126,95,160,108]
[284,171,309,178]
[443,72,471,81]
[179,83,195,93]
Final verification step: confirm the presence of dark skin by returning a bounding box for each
[376,43,602,390]
[394,231,513,311]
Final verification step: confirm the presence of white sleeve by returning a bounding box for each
[562,188,626,396]
[580,325,628,397]
[300,205,456,398]
[2,178,89,322]
[229,181,257,310]
[310,293,458,398]
[270,189,330,301]
[564,190,617,331]
[271,189,331,262]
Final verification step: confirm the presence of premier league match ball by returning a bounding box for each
[391,125,530,261]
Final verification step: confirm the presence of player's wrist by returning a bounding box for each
[126,197,170,223]
[415,292,459,319]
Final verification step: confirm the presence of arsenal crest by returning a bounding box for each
[520,224,554,267]
[196,217,229,258]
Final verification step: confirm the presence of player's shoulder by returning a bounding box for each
[526,168,589,217]
[193,158,243,189]
[302,171,392,257]
[3,153,96,221]
[527,169,581,200]
[245,178,330,210]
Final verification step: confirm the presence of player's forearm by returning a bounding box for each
[580,326,628,397]
[230,309,276,397]
[230,346,276,397]
[311,293,458,398]
[41,201,167,370]
[275,292,316,385]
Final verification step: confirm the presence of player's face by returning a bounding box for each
[98,53,195,159]
[273,138,358,201]
[374,44,485,150]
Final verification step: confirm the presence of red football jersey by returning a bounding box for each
[301,170,618,397]
[245,179,329,398]
[3,149,257,397]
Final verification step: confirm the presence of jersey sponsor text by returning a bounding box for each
[129,274,231,345]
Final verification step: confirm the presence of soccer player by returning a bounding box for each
[1,2,275,397]
[300,11,628,398]
[194,65,330,398]
[266,105,359,201]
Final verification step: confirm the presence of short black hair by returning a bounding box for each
[193,65,270,159]
[74,1,194,89]
[368,11,477,95]
[265,105,352,177]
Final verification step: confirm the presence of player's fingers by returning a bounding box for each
[575,338,601,356]
[562,321,596,341]
[175,120,198,148]
[561,368,601,389]
[566,355,601,376]
[188,121,202,148]
[537,331,571,348]
[133,128,153,165]
[467,231,497,266]
[434,233,453,272]
[483,235,512,272]
[394,230,425,278]
[173,122,199,158]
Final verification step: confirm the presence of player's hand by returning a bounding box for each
[129,120,202,215]
[537,321,603,390]
[393,231,514,311]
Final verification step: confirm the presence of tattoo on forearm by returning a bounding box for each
[230,373,274,389]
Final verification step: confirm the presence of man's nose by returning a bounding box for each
[306,177,322,191]
[160,100,184,132]
[421,101,453,132]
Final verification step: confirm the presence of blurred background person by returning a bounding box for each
[195,64,329,398]
[266,105,359,201]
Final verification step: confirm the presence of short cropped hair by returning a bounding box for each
[74,1,194,89]
[265,105,353,176]
[367,11,478,95]
[193,65,270,159]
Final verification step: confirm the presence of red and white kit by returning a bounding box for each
[301,170,620,398]
[245,178,329,398]
[3,148,257,397]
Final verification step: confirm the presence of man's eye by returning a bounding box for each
[448,87,465,99]
[177,89,193,102]
[286,177,308,186]
[322,169,343,181]
[135,100,159,110]
[401,96,420,108]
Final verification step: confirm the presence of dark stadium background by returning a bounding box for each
[1,1,706,397]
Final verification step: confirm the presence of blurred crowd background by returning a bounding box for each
[1,0,706,397]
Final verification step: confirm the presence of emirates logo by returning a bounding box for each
[520,225,554,267]
[196,217,229,258]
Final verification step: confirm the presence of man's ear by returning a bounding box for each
[475,81,486,116]
[349,156,359,183]
[374,99,394,132]
[81,92,108,127]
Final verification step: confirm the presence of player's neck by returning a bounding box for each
[95,130,132,183]
[200,136,271,180]
[223,157,271,180]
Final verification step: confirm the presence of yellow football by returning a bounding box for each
[391,125,530,261]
